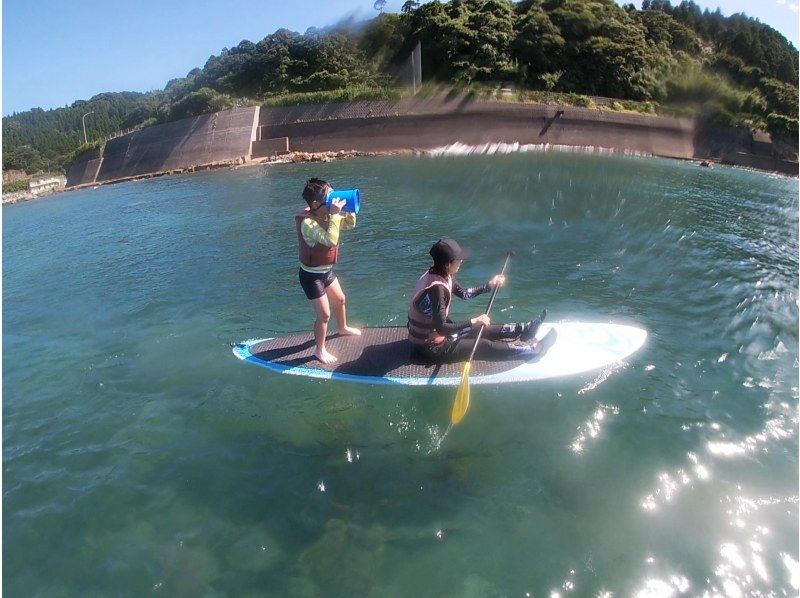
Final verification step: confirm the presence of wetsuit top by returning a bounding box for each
[298,210,357,273]
[414,278,491,336]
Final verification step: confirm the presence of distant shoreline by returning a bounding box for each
[6,145,793,208]
[6,99,796,205]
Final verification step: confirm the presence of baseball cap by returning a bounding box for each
[429,238,471,263]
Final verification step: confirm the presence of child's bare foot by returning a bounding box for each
[314,348,338,364]
[336,326,362,336]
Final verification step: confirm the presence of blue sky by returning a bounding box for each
[3,0,798,116]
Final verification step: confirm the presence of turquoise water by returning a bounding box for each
[4,152,798,596]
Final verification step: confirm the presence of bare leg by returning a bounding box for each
[310,295,337,363]
[325,278,361,336]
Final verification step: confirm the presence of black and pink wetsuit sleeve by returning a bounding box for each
[452,280,491,299]
[415,281,492,337]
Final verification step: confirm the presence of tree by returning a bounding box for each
[636,9,699,54]
[408,0,471,81]
[766,113,799,140]
[759,77,799,116]
[5,0,798,175]
[466,0,517,81]
[168,87,233,120]
[514,3,564,83]
[360,13,412,71]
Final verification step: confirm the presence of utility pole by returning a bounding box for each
[412,42,421,94]
[82,111,94,144]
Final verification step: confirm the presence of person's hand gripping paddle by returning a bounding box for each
[451,252,512,425]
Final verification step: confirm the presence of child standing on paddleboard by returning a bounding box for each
[407,238,546,364]
[296,178,361,363]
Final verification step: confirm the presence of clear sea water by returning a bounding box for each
[4,151,798,596]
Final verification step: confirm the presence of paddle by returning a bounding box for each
[451,252,512,425]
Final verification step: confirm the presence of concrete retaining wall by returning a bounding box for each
[66,97,796,187]
[252,137,290,158]
[66,156,103,187]
[92,106,259,184]
[258,97,481,126]
[260,100,696,159]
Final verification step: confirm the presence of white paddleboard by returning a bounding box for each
[232,322,647,386]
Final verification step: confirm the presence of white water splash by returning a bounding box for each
[758,340,788,361]
[345,447,360,463]
[578,363,625,395]
[424,423,449,455]
[427,141,653,158]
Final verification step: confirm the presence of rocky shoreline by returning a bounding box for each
[4,142,793,206]
[5,150,410,203]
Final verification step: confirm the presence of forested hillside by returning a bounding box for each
[3,0,797,175]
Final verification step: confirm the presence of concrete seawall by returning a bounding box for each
[68,107,259,187]
[66,97,797,188]
[66,157,103,188]
[98,106,258,182]
[258,98,795,175]
[260,101,695,160]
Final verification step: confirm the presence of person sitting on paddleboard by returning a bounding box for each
[296,177,361,364]
[408,238,546,363]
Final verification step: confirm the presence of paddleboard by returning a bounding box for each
[232,322,646,386]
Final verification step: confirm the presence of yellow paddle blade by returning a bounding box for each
[451,362,472,425]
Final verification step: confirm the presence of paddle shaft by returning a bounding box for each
[465,252,512,363]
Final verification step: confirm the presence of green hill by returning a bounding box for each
[3,0,797,175]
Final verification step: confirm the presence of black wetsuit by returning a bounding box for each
[411,280,529,363]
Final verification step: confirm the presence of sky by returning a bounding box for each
[2,0,799,116]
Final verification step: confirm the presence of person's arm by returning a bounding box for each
[429,286,473,336]
[452,279,491,300]
[301,214,343,248]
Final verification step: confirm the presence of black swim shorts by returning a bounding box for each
[299,268,337,300]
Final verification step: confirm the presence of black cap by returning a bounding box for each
[429,238,471,263]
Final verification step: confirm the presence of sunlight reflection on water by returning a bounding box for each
[4,152,796,596]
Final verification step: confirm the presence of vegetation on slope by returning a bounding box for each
[3,0,797,174]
